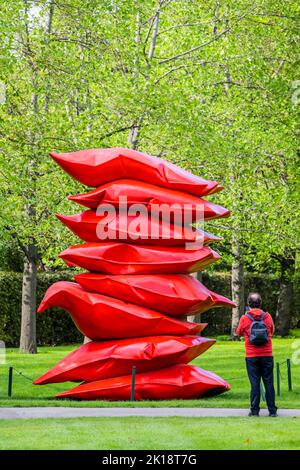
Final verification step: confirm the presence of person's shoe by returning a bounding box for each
[269,412,278,417]
[248,411,259,417]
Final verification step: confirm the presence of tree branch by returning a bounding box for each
[158,21,212,36]
[211,80,266,91]
[272,59,286,77]
[148,7,160,60]
[158,26,232,64]
[157,8,255,64]
[99,125,133,141]
[154,64,189,83]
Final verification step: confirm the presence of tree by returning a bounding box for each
[0,0,299,349]
[0,1,91,351]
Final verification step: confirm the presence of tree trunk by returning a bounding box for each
[20,245,38,353]
[148,7,160,60]
[128,121,142,149]
[230,233,244,339]
[275,252,295,337]
[276,282,293,337]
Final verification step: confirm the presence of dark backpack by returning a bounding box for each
[245,312,269,345]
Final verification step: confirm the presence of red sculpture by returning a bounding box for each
[35,146,233,400]
[38,281,205,339]
[75,273,236,317]
[56,364,230,400]
[68,179,230,221]
[50,147,221,196]
[34,335,214,384]
[56,210,221,246]
[59,242,221,274]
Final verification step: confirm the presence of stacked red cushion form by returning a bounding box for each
[35,147,232,399]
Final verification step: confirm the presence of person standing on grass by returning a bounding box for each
[237,292,278,417]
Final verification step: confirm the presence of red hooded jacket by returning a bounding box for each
[236,308,275,357]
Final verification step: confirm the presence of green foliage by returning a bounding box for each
[289,329,300,338]
[0,0,298,274]
[0,271,82,346]
[0,240,23,272]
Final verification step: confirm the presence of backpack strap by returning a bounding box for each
[246,311,266,322]
[245,313,256,322]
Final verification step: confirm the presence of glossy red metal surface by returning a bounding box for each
[34,147,233,400]
[56,364,230,400]
[50,147,219,196]
[59,242,221,274]
[56,210,220,246]
[34,335,214,385]
[68,179,230,221]
[37,281,204,339]
[75,273,236,317]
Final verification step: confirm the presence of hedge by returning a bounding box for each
[0,270,299,346]
[0,270,82,347]
[200,272,279,336]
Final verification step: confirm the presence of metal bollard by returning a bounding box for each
[287,359,292,391]
[130,366,136,402]
[260,382,266,402]
[8,366,13,398]
[276,362,280,397]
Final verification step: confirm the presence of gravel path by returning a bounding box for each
[1,407,300,419]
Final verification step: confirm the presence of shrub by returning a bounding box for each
[0,270,299,346]
[0,271,82,347]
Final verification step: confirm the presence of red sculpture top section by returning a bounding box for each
[68,179,230,221]
[50,147,221,196]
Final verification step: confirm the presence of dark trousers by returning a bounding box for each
[245,356,277,414]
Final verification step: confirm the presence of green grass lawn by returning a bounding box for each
[1,338,299,408]
[1,416,300,450]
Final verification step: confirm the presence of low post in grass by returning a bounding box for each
[287,359,292,391]
[8,366,13,397]
[276,362,280,397]
[131,366,136,402]
[260,382,266,402]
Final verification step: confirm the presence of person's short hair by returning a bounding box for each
[247,292,262,308]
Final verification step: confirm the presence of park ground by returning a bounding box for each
[1,338,300,449]
[1,416,300,450]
